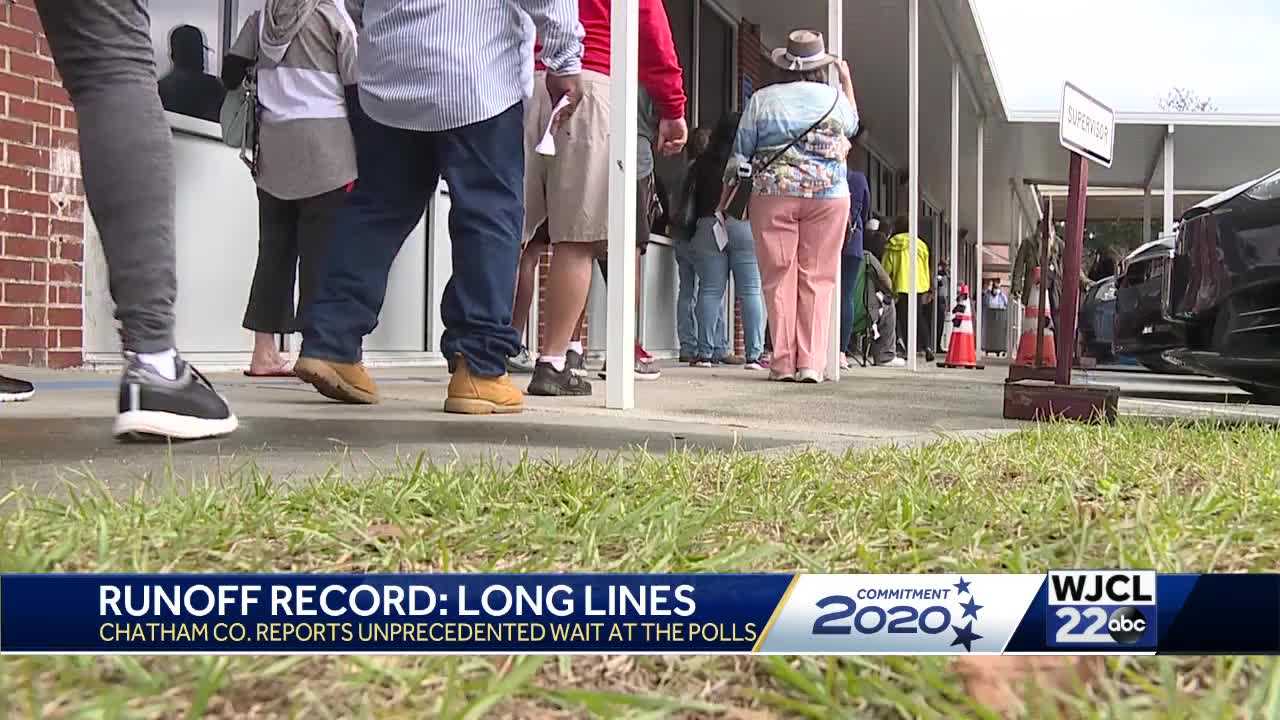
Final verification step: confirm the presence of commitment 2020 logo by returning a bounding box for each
[809,577,984,651]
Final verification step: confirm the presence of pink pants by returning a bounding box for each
[749,194,851,376]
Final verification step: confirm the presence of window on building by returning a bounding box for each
[697,3,734,130]
[151,1,227,123]
[665,0,696,126]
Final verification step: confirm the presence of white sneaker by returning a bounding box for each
[876,357,907,368]
[505,347,534,374]
[796,368,823,384]
[839,355,851,371]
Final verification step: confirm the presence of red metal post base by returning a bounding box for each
[1003,380,1119,423]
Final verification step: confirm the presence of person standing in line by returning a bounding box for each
[588,88,681,383]
[11,0,238,437]
[521,0,687,397]
[985,278,1008,310]
[881,214,935,362]
[671,127,716,364]
[223,0,359,378]
[504,221,548,375]
[840,156,870,370]
[934,258,950,353]
[293,0,584,414]
[726,30,860,384]
[863,215,887,260]
[688,112,766,370]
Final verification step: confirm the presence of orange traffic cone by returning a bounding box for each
[939,285,983,369]
[1014,268,1056,369]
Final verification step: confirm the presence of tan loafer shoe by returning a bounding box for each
[294,357,380,405]
[445,355,524,415]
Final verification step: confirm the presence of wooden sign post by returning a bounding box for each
[1004,83,1120,422]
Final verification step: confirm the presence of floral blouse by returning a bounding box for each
[726,81,860,199]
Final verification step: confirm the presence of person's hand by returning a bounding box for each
[923,291,934,305]
[545,72,583,131]
[657,117,688,156]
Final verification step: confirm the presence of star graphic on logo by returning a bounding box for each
[953,576,972,595]
[951,620,983,652]
[960,596,983,620]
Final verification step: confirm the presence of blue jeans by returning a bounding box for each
[839,253,863,353]
[302,101,523,377]
[691,216,765,360]
[674,239,699,357]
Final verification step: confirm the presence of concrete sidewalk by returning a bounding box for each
[2,359,1275,493]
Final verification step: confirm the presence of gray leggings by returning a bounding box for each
[36,0,176,353]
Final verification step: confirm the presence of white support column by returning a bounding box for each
[949,61,959,314]
[606,0,639,409]
[1162,125,1175,235]
[975,117,984,351]
[527,265,539,356]
[825,0,843,382]
[907,0,920,371]
[1142,186,1152,244]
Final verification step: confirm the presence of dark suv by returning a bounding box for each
[1166,169,1280,401]
[1113,233,1188,374]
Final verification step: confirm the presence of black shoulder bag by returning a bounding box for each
[723,95,839,221]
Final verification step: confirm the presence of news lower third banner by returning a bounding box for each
[1,572,1277,654]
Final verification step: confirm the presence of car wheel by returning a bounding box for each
[1235,383,1280,405]
[1137,354,1195,376]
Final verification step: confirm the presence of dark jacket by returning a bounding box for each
[691,148,729,220]
[845,170,870,257]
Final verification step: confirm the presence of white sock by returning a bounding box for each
[541,354,566,372]
[568,341,584,355]
[137,348,178,380]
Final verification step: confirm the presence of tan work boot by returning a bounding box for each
[445,355,524,415]
[294,357,380,405]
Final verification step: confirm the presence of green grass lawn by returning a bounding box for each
[2,421,1280,718]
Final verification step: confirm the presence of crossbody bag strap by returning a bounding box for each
[754,91,840,174]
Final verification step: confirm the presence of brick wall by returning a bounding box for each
[0,1,83,368]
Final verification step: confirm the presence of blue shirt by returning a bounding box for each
[726,81,859,199]
[845,169,870,257]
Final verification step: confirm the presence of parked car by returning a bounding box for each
[1080,274,1117,361]
[1112,232,1191,374]
[1166,168,1280,401]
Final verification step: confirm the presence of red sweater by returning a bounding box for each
[536,0,686,120]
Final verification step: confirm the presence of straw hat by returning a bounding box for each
[770,30,838,73]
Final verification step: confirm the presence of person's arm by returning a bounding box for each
[867,254,894,296]
[334,3,359,87]
[835,59,857,112]
[637,0,686,123]
[521,0,583,77]
[345,0,365,30]
[222,15,258,90]
[519,0,585,123]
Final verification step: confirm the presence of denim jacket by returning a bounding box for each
[725,81,859,199]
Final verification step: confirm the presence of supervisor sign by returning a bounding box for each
[1059,83,1115,167]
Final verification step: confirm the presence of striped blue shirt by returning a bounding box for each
[346,0,583,132]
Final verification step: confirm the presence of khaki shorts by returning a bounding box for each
[523,70,611,245]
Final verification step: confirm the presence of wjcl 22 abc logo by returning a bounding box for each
[1047,570,1156,648]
